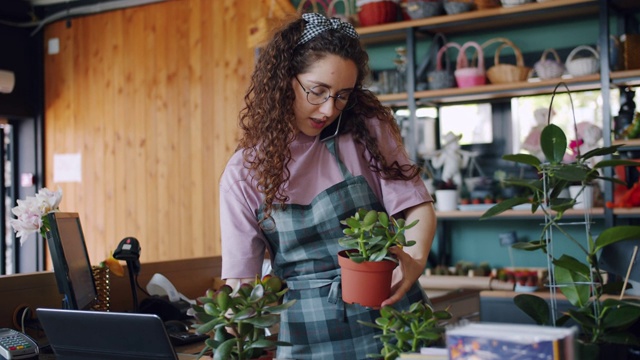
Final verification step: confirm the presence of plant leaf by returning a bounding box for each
[580,145,623,160]
[512,240,546,251]
[540,124,567,164]
[213,338,236,360]
[513,294,550,325]
[594,226,640,252]
[502,153,541,168]
[553,166,591,182]
[553,255,590,280]
[555,266,590,308]
[480,197,531,219]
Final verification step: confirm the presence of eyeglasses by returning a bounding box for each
[295,77,356,111]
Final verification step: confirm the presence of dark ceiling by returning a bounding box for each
[0,0,123,24]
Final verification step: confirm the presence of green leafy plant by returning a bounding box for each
[480,92,640,357]
[358,301,452,360]
[190,275,297,360]
[339,208,418,263]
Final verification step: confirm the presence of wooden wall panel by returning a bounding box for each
[43,0,275,267]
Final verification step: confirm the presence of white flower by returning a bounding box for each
[10,188,63,245]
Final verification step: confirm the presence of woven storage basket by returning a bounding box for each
[328,0,359,25]
[443,0,474,15]
[428,42,460,90]
[455,41,486,88]
[485,40,531,84]
[500,0,533,7]
[403,0,443,20]
[566,45,599,77]
[297,0,323,13]
[621,34,640,70]
[474,0,500,9]
[533,48,564,80]
[357,0,399,27]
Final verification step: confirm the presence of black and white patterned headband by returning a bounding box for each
[297,13,359,46]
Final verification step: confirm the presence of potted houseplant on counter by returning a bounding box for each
[480,84,640,359]
[358,301,452,360]
[338,208,418,308]
[190,275,296,360]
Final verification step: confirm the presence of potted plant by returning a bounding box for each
[433,178,458,211]
[480,90,640,359]
[338,208,418,308]
[189,275,297,360]
[358,301,452,360]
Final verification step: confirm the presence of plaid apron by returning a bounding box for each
[257,138,427,360]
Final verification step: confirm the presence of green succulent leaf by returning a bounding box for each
[363,210,378,226]
[213,338,236,360]
[378,212,389,227]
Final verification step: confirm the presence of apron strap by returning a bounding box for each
[324,138,352,180]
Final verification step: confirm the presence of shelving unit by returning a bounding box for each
[354,0,640,265]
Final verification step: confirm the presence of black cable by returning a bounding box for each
[135,274,151,297]
[126,260,139,312]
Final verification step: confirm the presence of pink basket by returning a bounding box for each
[454,41,486,88]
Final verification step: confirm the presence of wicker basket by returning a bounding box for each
[428,42,460,90]
[357,0,399,27]
[533,48,565,80]
[500,0,534,7]
[403,0,443,20]
[621,34,640,70]
[443,0,475,15]
[565,45,599,77]
[474,0,500,9]
[328,0,359,25]
[484,40,531,84]
[455,41,486,88]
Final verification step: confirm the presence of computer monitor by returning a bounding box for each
[45,212,98,310]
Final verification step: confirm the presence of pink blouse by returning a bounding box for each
[220,117,433,279]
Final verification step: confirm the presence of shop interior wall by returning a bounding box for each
[42,0,272,268]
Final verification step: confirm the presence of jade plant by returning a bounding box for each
[190,275,296,360]
[358,301,452,360]
[480,102,640,357]
[339,208,418,263]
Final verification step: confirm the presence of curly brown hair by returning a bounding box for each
[238,15,420,223]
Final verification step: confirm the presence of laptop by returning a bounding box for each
[36,308,200,360]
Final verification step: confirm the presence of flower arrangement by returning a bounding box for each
[9,187,63,244]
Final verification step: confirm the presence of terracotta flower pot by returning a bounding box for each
[338,249,397,308]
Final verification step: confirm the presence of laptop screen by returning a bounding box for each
[36,308,179,360]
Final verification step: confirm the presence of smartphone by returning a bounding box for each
[320,116,341,142]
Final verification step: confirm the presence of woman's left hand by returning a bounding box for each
[380,246,425,307]
[379,202,437,308]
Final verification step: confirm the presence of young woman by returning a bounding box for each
[220,13,437,359]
